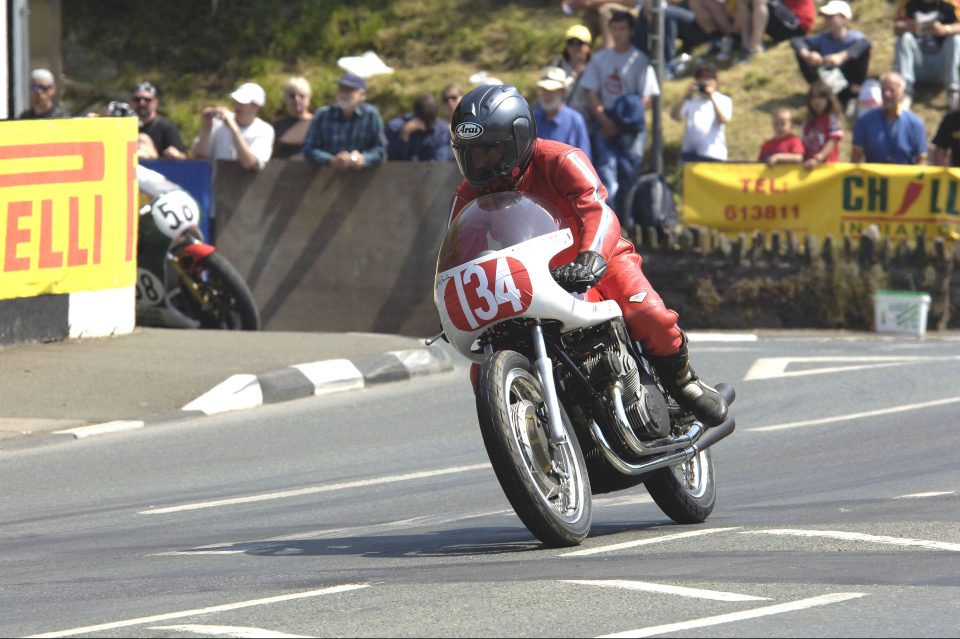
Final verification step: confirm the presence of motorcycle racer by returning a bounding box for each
[449,84,727,427]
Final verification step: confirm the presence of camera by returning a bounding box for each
[697,83,708,94]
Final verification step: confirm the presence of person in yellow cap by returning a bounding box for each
[550,24,596,124]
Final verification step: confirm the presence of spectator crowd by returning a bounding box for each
[12,0,960,232]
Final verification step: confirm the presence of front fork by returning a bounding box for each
[530,322,568,448]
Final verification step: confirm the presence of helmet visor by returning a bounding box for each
[454,140,519,188]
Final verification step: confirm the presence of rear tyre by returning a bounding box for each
[476,350,592,547]
[184,252,261,330]
[644,448,716,524]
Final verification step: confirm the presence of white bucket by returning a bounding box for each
[873,290,932,337]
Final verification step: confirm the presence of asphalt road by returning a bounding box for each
[2,333,959,638]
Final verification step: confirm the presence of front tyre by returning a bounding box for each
[476,350,592,547]
[644,448,716,524]
[184,252,261,330]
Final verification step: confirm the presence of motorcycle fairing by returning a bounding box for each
[436,229,622,362]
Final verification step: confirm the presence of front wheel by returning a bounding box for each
[476,350,592,547]
[644,448,716,524]
[181,252,261,330]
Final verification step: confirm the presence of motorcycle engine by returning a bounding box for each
[564,322,671,440]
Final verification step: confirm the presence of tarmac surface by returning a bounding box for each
[0,328,453,450]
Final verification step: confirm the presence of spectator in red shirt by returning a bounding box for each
[801,79,844,169]
[758,107,804,165]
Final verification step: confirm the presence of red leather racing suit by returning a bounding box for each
[449,138,683,356]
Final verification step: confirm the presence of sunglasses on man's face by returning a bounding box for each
[444,95,461,102]
[131,95,154,103]
[566,39,588,47]
[286,91,307,99]
[31,84,53,92]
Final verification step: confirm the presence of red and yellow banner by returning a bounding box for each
[683,162,960,241]
[0,117,138,300]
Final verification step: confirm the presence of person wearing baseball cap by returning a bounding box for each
[533,66,591,158]
[302,72,385,170]
[791,0,872,115]
[193,81,274,170]
[17,68,70,120]
[548,24,595,125]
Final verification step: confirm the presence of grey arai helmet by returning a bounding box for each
[450,84,537,193]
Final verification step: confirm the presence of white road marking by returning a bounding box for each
[743,355,960,381]
[25,584,369,638]
[686,332,757,342]
[598,592,867,638]
[139,463,491,515]
[743,529,960,552]
[562,579,769,602]
[53,420,144,438]
[748,396,960,432]
[559,528,740,557]
[895,491,956,499]
[151,624,312,638]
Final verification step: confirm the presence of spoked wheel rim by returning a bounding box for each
[670,448,711,499]
[503,367,586,524]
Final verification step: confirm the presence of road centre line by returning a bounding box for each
[597,592,867,638]
[562,579,769,602]
[150,624,311,638]
[559,528,740,557]
[138,463,492,515]
[748,396,960,432]
[742,529,960,552]
[25,584,369,638]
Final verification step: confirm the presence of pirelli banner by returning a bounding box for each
[0,118,138,343]
[683,162,960,241]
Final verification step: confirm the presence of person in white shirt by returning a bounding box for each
[670,63,733,162]
[580,10,659,227]
[193,82,275,170]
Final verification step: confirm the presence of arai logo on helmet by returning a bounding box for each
[455,122,483,139]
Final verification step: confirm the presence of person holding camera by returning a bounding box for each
[670,63,732,162]
[192,82,274,171]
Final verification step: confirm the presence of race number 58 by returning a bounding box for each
[443,257,533,331]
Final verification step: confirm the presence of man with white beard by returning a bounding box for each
[533,66,592,159]
[302,72,385,170]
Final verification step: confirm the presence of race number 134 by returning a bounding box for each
[444,257,532,331]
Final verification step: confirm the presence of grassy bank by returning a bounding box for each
[61,0,946,176]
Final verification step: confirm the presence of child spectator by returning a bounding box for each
[758,107,804,166]
[802,79,844,168]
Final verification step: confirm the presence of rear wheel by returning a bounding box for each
[476,350,592,547]
[644,448,716,524]
[182,252,261,330]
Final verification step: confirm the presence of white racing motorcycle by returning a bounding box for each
[432,192,736,547]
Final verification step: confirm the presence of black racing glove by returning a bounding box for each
[551,251,608,293]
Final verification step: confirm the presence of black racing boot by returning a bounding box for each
[648,335,728,427]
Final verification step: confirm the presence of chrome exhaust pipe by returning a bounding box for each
[608,383,705,456]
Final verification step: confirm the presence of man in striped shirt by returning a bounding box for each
[302,72,385,170]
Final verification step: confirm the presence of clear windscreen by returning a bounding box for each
[437,191,566,273]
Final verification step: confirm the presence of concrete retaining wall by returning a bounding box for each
[213,160,461,337]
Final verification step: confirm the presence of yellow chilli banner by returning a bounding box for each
[682,162,960,241]
[0,117,138,300]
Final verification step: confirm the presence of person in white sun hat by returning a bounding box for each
[791,0,872,116]
[193,81,275,170]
